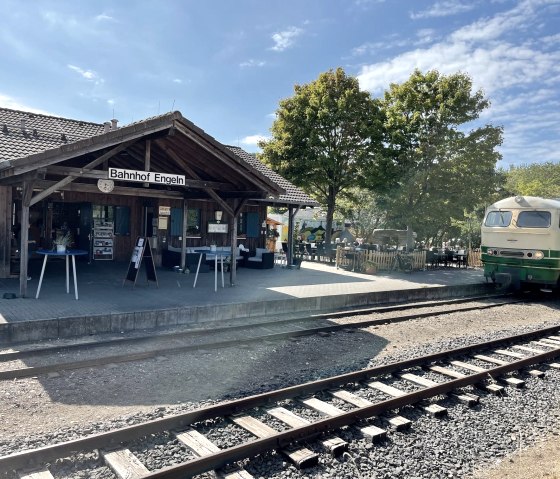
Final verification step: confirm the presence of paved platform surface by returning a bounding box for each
[0,257,485,324]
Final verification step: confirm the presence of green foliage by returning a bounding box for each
[374,69,503,241]
[259,67,384,244]
[503,162,560,198]
[337,188,385,240]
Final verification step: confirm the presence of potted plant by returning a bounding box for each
[53,231,73,253]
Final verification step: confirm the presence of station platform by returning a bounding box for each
[0,258,491,344]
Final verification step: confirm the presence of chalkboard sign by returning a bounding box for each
[123,237,159,288]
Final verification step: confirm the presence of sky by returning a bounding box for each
[0,0,559,168]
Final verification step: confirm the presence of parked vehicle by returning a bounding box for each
[481,196,560,290]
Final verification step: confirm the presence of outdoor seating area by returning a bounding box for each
[425,249,470,269]
[244,248,275,269]
[162,245,275,271]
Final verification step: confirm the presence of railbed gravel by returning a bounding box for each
[0,300,559,478]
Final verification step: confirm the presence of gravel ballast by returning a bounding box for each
[1,299,560,478]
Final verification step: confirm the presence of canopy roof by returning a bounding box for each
[0,108,317,208]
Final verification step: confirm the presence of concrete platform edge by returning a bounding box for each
[0,283,494,345]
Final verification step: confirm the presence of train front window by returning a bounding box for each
[484,211,512,227]
[517,211,551,228]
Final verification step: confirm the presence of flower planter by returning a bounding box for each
[56,245,67,253]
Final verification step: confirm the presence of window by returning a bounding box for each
[170,208,201,237]
[517,211,551,228]
[484,211,512,227]
[237,213,247,235]
[115,206,131,235]
[92,205,114,222]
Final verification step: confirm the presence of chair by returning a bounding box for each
[315,242,325,262]
[457,249,467,268]
[245,248,274,269]
[425,250,437,269]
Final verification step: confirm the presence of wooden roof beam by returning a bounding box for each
[34,179,184,199]
[124,147,233,191]
[160,143,234,216]
[29,140,136,206]
[172,121,278,194]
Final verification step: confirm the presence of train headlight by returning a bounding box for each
[487,250,493,255]
[533,251,544,260]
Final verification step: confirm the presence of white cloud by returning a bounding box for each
[449,0,534,42]
[354,0,386,7]
[0,94,53,115]
[356,0,560,166]
[239,59,267,68]
[241,134,269,146]
[270,27,303,52]
[67,65,105,85]
[173,78,183,84]
[357,1,560,96]
[67,64,99,81]
[416,28,437,44]
[94,13,115,22]
[410,0,475,19]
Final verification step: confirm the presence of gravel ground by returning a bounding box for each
[1,298,560,478]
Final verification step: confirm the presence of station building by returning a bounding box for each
[0,108,317,297]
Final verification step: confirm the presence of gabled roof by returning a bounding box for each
[226,146,319,207]
[0,107,104,163]
[0,108,316,207]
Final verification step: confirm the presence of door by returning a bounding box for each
[78,202,92,261]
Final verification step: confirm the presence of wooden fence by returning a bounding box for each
[335,248,482,272]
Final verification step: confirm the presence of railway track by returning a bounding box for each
[0,294,518,381]
[2,323,560,479]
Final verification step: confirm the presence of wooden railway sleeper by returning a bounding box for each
[7,331,560,479]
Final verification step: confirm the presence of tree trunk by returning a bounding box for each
[324,187,336,249]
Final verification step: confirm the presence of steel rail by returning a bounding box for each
[0,293,508,362]
[144,344,560,479]
[0,299,518,381]
[1,323,559,472]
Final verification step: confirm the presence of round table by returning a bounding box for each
[35,249,88,300]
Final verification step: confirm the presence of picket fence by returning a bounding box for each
[335,248,482,272]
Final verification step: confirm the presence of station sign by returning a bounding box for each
[108,168,185,186]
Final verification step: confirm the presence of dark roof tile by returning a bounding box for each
[0,107,104,163]
[226,146,318,207]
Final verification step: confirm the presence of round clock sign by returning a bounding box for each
[97,179,115,193]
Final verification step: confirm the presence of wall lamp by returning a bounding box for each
[215,210,223,223]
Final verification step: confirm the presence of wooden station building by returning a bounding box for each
[0,108,318,297]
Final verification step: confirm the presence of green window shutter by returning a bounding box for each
[115,206,130,235]
[246,212,259,238]
[170,208,183,236]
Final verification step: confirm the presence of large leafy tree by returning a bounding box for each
[376,69,503,241]
[503,162,560,198]
[337,188,386,241]
[259,68,384,246]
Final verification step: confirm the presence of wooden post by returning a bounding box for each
[181,198,188,271]
[19,181,34,297]
[0,186,12,278]
[287,205,300,268]
[229,204,238,286]
[143,140,151,187]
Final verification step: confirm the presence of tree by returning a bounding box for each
[375,69,503,241]
[259,68,384,246]
[503,162,560,198]
[337,188,385,241]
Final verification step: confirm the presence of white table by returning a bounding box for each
[193,249,231,292]
[35,249,88,300]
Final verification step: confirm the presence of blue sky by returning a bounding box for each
[1,0,558,168]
